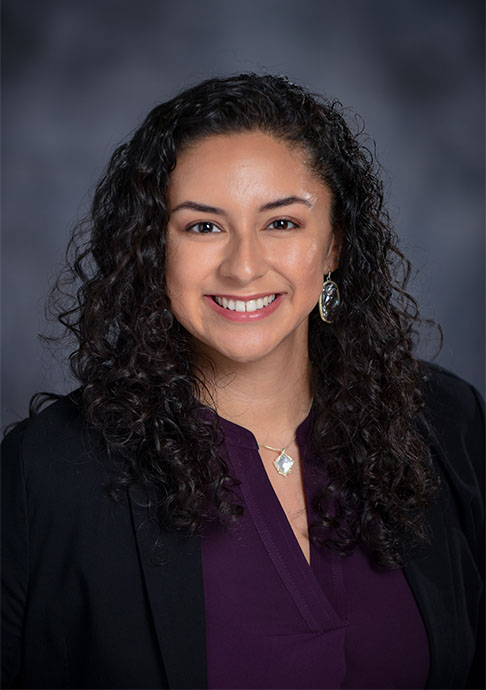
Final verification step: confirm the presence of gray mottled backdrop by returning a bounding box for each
[2,0,484,425]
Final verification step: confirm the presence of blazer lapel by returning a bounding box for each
[129,485,208,690]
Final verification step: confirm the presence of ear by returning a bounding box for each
[323,230,341,274]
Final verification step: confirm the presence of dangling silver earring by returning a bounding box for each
[319,271,340,323]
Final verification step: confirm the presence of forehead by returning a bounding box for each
[167,132,328,207]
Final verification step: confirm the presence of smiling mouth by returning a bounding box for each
[212,294,278,313]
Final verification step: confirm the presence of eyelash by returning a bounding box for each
[186,221,222,234]
[186,218,301,234]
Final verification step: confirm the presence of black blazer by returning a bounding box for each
[2,363,484,689]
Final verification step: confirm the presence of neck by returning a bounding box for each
[194,339,313,446]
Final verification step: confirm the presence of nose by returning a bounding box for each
[219,230,268,285]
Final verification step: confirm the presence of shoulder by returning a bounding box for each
[3,391,94,461]
[421,361,484,425]
[419,361,484,528]
[420,361,484,463]
[2,391,110,500]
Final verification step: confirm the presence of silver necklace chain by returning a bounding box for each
[257,400,312,477]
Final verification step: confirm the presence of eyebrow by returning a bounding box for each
[170,195,312,215]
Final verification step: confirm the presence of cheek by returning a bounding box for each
[285,240,326,286]
[165,239,196,294]
[165,241,213,327]
[165,247,191,317]
[166,232,220,288]
[164,235,179,288]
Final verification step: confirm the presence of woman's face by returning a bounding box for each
[166,131,338,365]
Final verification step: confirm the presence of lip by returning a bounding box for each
[208,292,279,301]
[204,293,284,322]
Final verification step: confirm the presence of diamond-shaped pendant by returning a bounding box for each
[274,451,294,477]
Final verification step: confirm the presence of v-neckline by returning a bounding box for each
[217,409,314,566]
[218,412,347,633]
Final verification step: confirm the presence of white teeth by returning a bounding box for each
[213,294,277,312]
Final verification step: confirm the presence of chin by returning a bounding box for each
[223,351,268,364]
[209,339,280,365]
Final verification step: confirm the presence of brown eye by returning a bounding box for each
[268,219,299,230]
[187,221,221,234]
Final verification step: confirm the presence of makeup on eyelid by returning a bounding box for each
[184,218,302,234]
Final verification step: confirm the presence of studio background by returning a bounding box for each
[2,0,484,426]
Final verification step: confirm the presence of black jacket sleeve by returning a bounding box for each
[2,420,30,689]
[464,387,485,690]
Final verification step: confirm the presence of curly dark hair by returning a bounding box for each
[53,73,439,568]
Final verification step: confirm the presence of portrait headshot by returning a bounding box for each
[2,2,484,689]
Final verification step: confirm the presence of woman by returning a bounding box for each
[2,74,483,690]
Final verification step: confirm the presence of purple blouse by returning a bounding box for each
[201,410,430,689]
